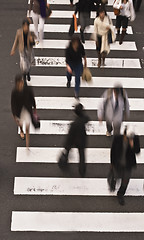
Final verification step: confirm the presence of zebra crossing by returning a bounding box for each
[11,0,144,237]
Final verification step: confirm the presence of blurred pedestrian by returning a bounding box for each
[113,0,135,44]
[94,7,116,68]
[66,35,87,99]
[29,0,48,43]
[70,0,99,43]
[10,19,36,84]
[97,85,130,136]
[108,127,140,205]
[133,0,142,12]
[11,74,37,148]
[58,103,90,177]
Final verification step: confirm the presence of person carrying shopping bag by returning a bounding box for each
[65,35,87,99]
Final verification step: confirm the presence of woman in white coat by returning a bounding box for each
[113,0,135,44]
[94,7,116,68]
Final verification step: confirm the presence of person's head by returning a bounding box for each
[124,126,135,140]
[74,103,84,117]
[98,7,106,19]
[15,74,24,91]
[122,0,128,3]
[22,19,30,33]
[113,84,123,99]
[71,35,81,50]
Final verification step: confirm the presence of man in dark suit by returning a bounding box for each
[109,127,140,205]
[58,103,90,177]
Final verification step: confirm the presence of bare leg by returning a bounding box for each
[26,125,30,148]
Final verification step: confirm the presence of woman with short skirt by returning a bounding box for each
[113,0,135,44]
[94,7,116,68]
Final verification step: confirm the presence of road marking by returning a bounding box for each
[28,76,144,88]
[35,97,144,111]
[14,177,144,196]
[18,120,144,135]
[28,0,116,6]
[28,10,116,19]
[34,40,137,51]
[16,147,144,164]
[30,24,133,34]
[11,211,144,232]
[34,57,141,69]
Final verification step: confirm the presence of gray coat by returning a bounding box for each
[97,89,130,125]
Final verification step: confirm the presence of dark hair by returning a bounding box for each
[74,103,83,116]
[113,84,123,96]
[22,19,30,26]
[97,6,107,17]
[122,0,128,2]
[71,35,81,45]
[15,74,23,85]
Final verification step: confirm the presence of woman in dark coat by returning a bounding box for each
[11,74,36,148]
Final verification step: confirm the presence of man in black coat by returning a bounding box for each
[109,127,140,205]
[58,103,90,177]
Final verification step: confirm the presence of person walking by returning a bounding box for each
[113,0,135,44]
[108,127,140,205]
[58,103,90,178]
[11,74,37,148]
[97,85,130,136]
[70,0,98,43]
[93,7,116,68]
[133,0,142,12]
[66,35,87,99]
[10,19,36,84]
[29,0,48,44]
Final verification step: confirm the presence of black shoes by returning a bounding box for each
[117,193,125,206]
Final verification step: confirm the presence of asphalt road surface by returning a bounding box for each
[0,0,144,239]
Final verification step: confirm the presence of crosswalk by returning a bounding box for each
[11,0,144,237]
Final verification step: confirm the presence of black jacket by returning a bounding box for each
[66,42,85,66]
[111,135,140,170]
[65,113,90,149]
[71,0,101,12]
[11,86,36,118]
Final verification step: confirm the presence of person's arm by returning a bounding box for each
[65,48,72,74]
[123,90,130,120]
[10,30,19,56]
[129,0,136,21]
[97,90,107,122]
[129,135,140,154]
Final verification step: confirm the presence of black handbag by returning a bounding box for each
[58,152,68,168]
[32,112,40,129]
[108,29,113,44]
[46,6,52,18]
[107,168,116,192]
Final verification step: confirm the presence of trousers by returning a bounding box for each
[67,63,83,96]
[32,12,45,41]
[65,147,86,177]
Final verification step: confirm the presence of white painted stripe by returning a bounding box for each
[34,57,141,69]
[16,147,111,163]
[19,121,144,135]
[28,0,115,6]
[16,147,144,164]
[28,10,116,19]
[11,211,144,232]
[30,24,133,34]
[14,177,144,196]
[35,97,144,111]
[34,40,137,51]
[29,76,144,88]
